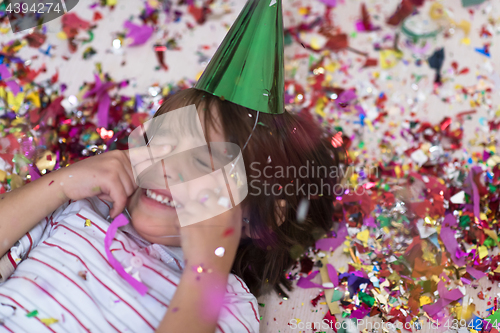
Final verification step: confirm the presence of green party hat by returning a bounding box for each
[194,0,284,114]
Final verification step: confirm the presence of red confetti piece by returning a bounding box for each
[93,11,103,21]
[387,0,414,26]
[222,227,234,237]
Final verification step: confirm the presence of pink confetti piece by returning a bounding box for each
[104,214,148,296]
[422,282,463,317]
[124,21,154,46]
[466,266,486,280]
[315,221,347,252]
[297,270,323,289]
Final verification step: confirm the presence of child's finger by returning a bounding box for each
[96,193,113,202]
[106,179,128,218]
[116,151,139,190]
[116,163,137,196]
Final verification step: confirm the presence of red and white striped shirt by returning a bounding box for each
[0,197,260,332]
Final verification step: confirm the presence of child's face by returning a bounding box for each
[126,104,246,246]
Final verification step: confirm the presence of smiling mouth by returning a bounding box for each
[145,189,183,209]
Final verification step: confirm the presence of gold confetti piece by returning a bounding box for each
[84,219,91,227]
[484,229,500,247]
[420,295,432,306]
[36,151,57,172]
[379,49,403,69]
[478,245,488,259]
[41,318,59,326]
[356,229,369,244]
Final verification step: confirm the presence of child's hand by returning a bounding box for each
[55,146,172,218]
[179,197,243,273]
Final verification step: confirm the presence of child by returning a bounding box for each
[0,1,344,332]
[0,88,342,333]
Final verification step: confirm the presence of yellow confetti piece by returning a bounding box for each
[478,245,488,259]
[324,61,340,73]
[429,3,446,20]
[310,37,323,50]
[395,165,402,178]
[0,170,6,182]
[420,296,432,306]
[147,0,160,8]
[6,91,26,112]
[379,49,403,69]
[9,174,23,190]
[25,91,41,108]
[56,31,68,40]
[41,318,59,326]
[456,20,471,35]
[84,219,91,227]
[124,97,135,108]
[195,71,204,81]
[356,229,369,245]
[298,7,309,15]
[106,0,117,5]
[387,271,401,283]
[365,118,374,132]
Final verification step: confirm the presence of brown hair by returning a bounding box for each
[152,88,344,298]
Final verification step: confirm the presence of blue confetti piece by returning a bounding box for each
[468,157,473,164]
[470,315,483,331]
[475,47,490,57]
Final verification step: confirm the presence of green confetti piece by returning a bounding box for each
[331,289,344,302]
[258,303,265,307]
[350,32,357,38]
[486,309,500,326]
[359,291,375,307]
[488,183,496,193]
[484,237,495,247]
[358,141,365,149]
[459,215,471,228]
[377,215,391,228]
[26,310,38,318]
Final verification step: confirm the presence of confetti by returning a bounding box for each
[40,318,59,326]
[26,310,38,317]
[2,0,500,330]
